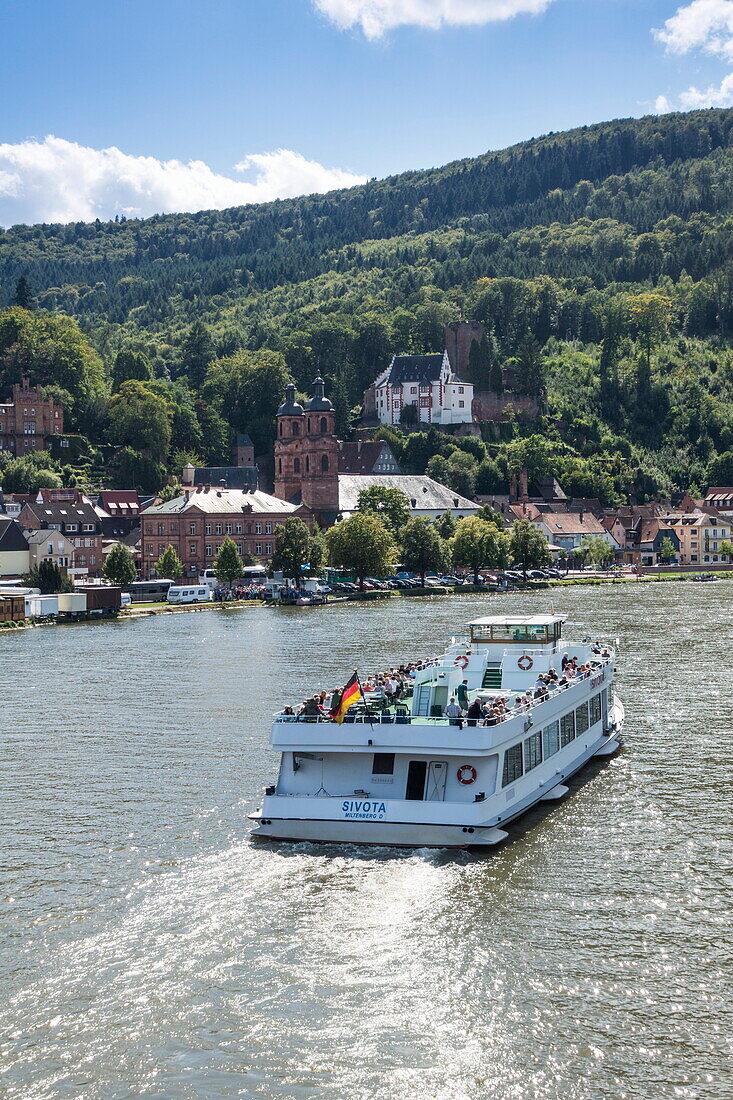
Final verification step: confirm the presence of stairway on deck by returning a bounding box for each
[482,665,502,689]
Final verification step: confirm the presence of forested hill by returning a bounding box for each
[3,108,733,502]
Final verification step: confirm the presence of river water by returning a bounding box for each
[1,584,732,1100]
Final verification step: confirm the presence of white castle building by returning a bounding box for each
[372,352,474,427]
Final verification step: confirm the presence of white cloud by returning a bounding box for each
[0,136,367,227]
[653,1,733,112]
[655,0,733,59]
[313,0,554,39]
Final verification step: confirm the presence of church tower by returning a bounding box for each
[274,383,305,502]
[300,377,340,514]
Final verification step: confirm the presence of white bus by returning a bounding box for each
[167,585,212,604]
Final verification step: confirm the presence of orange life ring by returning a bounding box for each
[454,655,469,671]
[457,764,477,785]
[518,655,534,671]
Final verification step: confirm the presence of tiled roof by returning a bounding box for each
[143,488,301,516]
[538,512,606,535]
[386,354,445,385]
[337,474,477,514]
[22,501,100,526]
[0,517,29,552]
[338,441,400,475]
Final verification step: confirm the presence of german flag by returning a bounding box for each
[330,672,362,724]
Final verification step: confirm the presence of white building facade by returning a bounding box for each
[373,352,473,427]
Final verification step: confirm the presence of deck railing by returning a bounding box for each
[274,656,613,727]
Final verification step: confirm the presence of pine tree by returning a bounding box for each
[13,275,34,309]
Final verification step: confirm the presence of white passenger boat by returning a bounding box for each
[250,615,624,849]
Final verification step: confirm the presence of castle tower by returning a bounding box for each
[300,377,340,514]
[273,383,305,502]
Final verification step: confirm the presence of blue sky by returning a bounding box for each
[2,0,733,225]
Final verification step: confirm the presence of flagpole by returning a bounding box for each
[354,669,374,730]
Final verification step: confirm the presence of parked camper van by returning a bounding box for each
[167,585,212,604]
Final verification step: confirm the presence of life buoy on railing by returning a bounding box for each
[454,655,469,671]
[457,764,477,785]
[518,654,534,671]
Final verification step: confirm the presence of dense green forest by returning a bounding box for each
[3,108,733,498]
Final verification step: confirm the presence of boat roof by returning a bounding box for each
[469,615,564,627]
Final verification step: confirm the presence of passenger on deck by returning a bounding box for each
[561,653,570,671]
[444,697,464,728]
[300,696,322,721]
[466,698,483,727]
[456,679,469,710]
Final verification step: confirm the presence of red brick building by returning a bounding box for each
[140,487,312,579]
[0,378,64,455]
[274,378,340,515]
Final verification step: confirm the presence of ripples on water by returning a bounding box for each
[1,586,732,1099]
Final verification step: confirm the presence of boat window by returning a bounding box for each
[372,753,395,775]
[502,744,523,787]
[560,712,575,747]
[543,720,560,758]
[524,731,542,771]
[471,623,551,644]
[575,702,590,736]
[590,694,602,726]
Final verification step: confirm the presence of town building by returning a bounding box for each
[180,434,260,493]
[336,474,478,520]
[0,378,64,454]
[531,510,617,553]
[18,499,104,577]
[140,487,312,578]
[0,516,29,577]
[704,487,733,519]
[663,512,731,565]
[96,490,143,539]
[25,528,75,572]
[274,378,478,525]
[369,352,474,428]
[337,440,401,475]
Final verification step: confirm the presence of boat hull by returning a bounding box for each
[250,818,509,848]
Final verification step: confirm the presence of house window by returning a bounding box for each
[226,523,232,535]
[256,543,263,555]
[89,555,95,566]
[83,524,95,533]
[145,523,152,534]
[205,524,212,535]
[78,554,86,566]
[502,744,523,787]
[189,523,197,535]
[372,753,395,775]
[305,455,310,473]
[320,416,328,433]
[278,459,282,474]
[190,543,196,555]
[215,543,221,554]
[458,387,464,394]
[255,523,262,534]
[291,422,300,436]
[321,454,329,473]
[170,522,178,533]
[410,387,417,395]
[66,524,78,533]
[265,523,272,535]
[205,544,212,557]
[236,523,242,534]
[524,731,542,771]
[266,543,272,554]
[215,523,223,535]
[560,712,575,747]
[294,458,301,474]
[157,523,164,536]
[458,401,464,409]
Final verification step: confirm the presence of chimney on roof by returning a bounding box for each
[579,510,584,523]
[520,467,528,501]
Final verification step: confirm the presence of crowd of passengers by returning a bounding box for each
[280,645,611,723]
[280,659,441,720]
[212,584,268,601]
[443,647,610,727]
